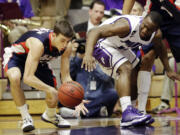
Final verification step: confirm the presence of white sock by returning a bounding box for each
[137,71,151,113]
[120,96,131,112]
[131,99,137,108]
[17,104,31,119]
[45,107,56,118]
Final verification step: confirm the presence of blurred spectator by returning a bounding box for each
[58,0,119,118]
[0,0,34,18]
[30,0,71,29]
[152,57,180,113]
[73,0,105,37]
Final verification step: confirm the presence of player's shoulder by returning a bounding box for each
[30,28,52,35]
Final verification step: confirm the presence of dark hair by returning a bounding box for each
[145,11,163,27]
[90,0,105,9]
[53,20,74,38]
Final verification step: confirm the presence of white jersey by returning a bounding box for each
[93,15,156,79]
[97,15,156,50]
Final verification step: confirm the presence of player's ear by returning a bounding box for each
[52,33,57,38]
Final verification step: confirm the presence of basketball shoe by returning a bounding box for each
[139,111,155,125]
[120,105,151,127]
[41,112,71,128]
[22,116,35,132]
[152,102,170,114]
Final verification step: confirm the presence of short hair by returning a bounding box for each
[53,20,74,38]
[90,0,105,9]
[145,11,163,27]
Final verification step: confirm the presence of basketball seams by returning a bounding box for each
[67,81,84,93]
[66,83,84,98]
[58,81,84,107]
[60,85,83,100]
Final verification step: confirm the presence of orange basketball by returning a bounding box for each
[58,81,84,108]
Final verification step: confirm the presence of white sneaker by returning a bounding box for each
[59,107,78,118]
[41,112,71,128]
[152,102,170,114]
[22,117,35,132]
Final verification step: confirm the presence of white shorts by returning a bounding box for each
[93,44,139,79]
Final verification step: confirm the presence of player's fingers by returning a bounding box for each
[82,100,91,104]
[83,106,89,113]
[81,108,86,115]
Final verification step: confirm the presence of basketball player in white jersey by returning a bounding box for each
[81,12,180,127]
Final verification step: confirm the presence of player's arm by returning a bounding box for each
[82,18,130,71]
[152,30,171,72]
[122,0,136,14]
[23,37,55,92]
[153,30,180,81]
[60,41,73,83]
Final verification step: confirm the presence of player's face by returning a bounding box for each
[89,3,104,25]
[53,34,72,51]
[139,17,158,40]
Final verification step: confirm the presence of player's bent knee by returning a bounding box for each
[117,61,132,74]
[8,73,21,84]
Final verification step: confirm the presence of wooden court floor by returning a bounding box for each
[0,113,180,135]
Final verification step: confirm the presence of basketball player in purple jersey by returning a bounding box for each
[81,12,180,127]
[3,20,88,132]
[122,0,180,115]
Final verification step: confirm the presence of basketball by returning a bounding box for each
[58,81,84,108]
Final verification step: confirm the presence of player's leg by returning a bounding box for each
[3,51,35,132]
[35,63,70,128]
[93,46,151,127]
[137,49,156,114]
[116,61,151,127]
[6,67,35,132]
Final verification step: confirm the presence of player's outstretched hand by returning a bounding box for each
[166,70,180,81]
[81,54,96,72]
[74,100,90,117]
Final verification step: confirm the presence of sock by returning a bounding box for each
[120,96,131,112]
[45,107,56,118]
[17,104,31,119]
[137,71,151,113]
[131,99,137,108]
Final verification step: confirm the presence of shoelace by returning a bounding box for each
[54,115,65,124]
[128,106,143,115]
[23,118,32,125]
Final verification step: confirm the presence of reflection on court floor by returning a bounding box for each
[0,115,179,135]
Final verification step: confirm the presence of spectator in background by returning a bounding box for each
[0,0,34,45]
[0,0,34,18]
[73,0,105,37]
[58,0,119,118]
[152,57,180,113]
